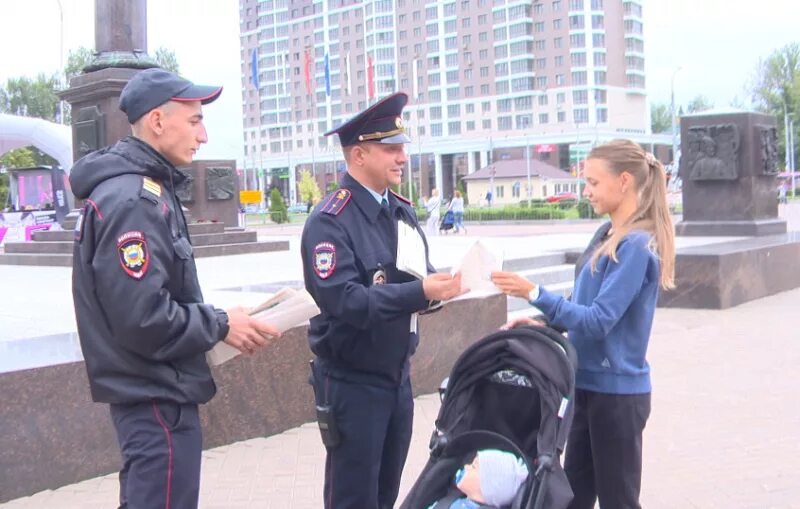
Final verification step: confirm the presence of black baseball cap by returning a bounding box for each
[119,68,223,124]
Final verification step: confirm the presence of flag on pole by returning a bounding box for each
[367,54,375,100]
[343,52,352,96]
[411,58,419,99]
[250,48,259,89]
[303,48,313,95]
[324,53,331,97]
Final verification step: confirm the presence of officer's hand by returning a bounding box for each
[223,307,281,355]
[423,272,465,301]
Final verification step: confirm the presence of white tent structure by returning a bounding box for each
[0,113,73,173]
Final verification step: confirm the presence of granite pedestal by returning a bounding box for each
[0,295,505,502]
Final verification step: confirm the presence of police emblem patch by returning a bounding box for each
[313,242,337,279]
[117,230,149,280]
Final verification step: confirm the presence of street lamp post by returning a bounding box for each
[670,67,683,167]
[56,0,65,124]
[525,133,532,202]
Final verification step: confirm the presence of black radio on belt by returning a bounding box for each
[315,405,341,448]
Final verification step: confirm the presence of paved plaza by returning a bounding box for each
[2,205,799,508]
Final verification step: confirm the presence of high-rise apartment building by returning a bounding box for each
[239,0,667,204]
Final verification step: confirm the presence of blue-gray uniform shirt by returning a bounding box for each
[301,172,436,387]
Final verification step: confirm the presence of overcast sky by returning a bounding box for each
[1,0,798,165]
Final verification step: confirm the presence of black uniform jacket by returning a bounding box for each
[301,173,437,388]
[70,136,229,404]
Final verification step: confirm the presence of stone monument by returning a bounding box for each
[660,111,800,309]
[58,0,157,162]
[675,111,786,236]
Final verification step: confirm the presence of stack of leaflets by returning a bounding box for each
[206,287,320,366]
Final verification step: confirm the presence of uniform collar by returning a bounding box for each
[365,185,389,205]
[341,172,393,222]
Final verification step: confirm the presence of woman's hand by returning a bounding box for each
[500,316,546,330]
[491,271,535,300]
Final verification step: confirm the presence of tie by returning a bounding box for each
[381,197,389,210]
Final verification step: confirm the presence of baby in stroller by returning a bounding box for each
[427,449,529,509]
[400,325,578,509]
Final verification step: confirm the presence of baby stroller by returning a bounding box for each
[400,325,578,509]
[440,210,455,234]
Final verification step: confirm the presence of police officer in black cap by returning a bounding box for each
[301,92,463,509]
[70,68,281,509]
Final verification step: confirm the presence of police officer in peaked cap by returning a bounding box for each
[301,92,464,508]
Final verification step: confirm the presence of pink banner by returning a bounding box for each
[24,224,51,241]
[0,227,7,245]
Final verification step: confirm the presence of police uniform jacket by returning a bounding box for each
[70,136,229,405]
[301,173,436,388]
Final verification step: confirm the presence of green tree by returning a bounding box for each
[298,169,322,206]
[686,95,714,113]
[153,47,181,74]
[0,74,59,120]
[268,187,288,223]
[1,147,37,168]
[750,43,800,167]
[650,102,671,133]
[64,47,96,82]
[0,148,37,207]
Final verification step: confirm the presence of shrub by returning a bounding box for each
[577,199,597,219]
[269,188,288,224]
[556,199,578,210]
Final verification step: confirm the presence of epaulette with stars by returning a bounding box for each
[390,190,411,205]
[320,189,352,216]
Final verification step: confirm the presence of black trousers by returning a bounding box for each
[110,401,202,509]
[564,389,651,509]
[314,371,414,509]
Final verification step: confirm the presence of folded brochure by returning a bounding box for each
[206,287,320,366]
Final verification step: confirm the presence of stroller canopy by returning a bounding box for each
[401,326,578,509]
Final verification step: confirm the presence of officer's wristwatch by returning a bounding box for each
[527,285,540,303]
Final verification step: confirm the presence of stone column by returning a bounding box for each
[467,151,476,174]
[58,0,157,163]
[434,153,443,193]
[479,150,489,170]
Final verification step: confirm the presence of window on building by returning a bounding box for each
[569,15,584,29]
[482,119,492,129]
[594,70,606,84]
[570,33,585,47]
[573,89,588,104]
[515,114,532,129]
[596,108,607,122]
[573,108,589,123]
[553,18,562,29]
[431,123,443,136]
[572,71,587,85]
[449,121,461,134]
[481,83,490,94]
[592,15,604,29]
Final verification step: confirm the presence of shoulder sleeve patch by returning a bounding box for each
[320,189,352,216]
[390,190,411,205]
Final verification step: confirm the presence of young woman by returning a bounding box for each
[491,139,675,509]
[448,190,465,233]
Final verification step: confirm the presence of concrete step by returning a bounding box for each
[502,252,567,271]
[32,230,73,242]
[0,240,290,266]
[191,231,257,246]
[31,222,229,241]
[516,264,575,286]
[0,253,72,267]
[188,222,225,235]
[193,240,290,257]
[4,241,73,254]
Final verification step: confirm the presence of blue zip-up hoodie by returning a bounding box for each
[533,229,660,394]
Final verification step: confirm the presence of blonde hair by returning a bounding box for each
[588,139,675,289]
